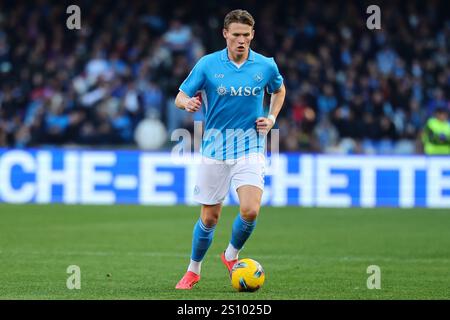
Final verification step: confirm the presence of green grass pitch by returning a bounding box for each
[0,204,449,299]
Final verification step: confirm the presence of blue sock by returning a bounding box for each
[190,218,216,262]
[230,214,256,250]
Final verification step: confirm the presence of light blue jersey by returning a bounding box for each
[179,48,283,160]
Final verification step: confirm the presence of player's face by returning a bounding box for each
[223,23,254,59]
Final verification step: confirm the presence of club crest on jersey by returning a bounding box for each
[254,72,263,82]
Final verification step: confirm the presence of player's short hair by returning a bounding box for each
[224,9,255,29]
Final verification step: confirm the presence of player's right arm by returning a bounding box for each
[175,90,202,112]
[176,56,206,113]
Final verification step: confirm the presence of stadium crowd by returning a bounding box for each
[0,0,449,154]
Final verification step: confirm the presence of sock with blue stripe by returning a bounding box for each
[225,213,257,261]
[187,218,216,275]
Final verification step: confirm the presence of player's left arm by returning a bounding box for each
[256,83,286,134]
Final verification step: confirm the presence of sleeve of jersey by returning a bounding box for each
[179,58,206,97]
[266,58,284,94]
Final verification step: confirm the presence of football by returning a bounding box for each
[231,258,265,292]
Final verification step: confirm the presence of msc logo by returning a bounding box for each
[231,86,261,96]
[216,85,262,96]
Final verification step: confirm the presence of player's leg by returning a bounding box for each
[222,154,265,272]
[176,204,222,290]
[187,203,222,275]
[176,156,230,289]
[224,185,262,262]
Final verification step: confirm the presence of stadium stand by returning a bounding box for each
[0,0,449,153]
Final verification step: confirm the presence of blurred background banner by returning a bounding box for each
[1,149,449,207]
[0,0,449,205]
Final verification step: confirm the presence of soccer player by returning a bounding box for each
[174,9,286,289]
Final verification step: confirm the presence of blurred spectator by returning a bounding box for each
[314,116,339,152]
[163,19,193,53]
[422,107,450,155]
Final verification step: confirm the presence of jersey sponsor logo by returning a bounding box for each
[216,85,227,96]
[230,86,261,96]
[215,85,261,97]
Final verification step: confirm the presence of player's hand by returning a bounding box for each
[255,117,274,135]
[185,97,201,113]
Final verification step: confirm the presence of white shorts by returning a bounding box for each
[193,153,265,205]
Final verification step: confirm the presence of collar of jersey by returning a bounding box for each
[220,48,255,62]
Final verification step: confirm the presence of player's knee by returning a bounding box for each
[201,211,220,227]
[201,204,221,227]
[240,207,259,222]
[202,215,218,227]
